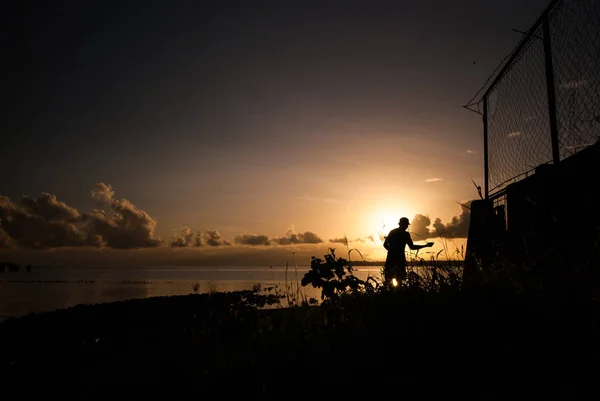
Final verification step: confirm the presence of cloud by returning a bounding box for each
[430,201,471,238]
[90,182,115,203]
[466,150,476,154]
[330,234,378,245]
[409,201,472,240]
[356,235,377,243]
[425,178,443,183]
[234,234,271,246]
[170,226,202,247]
[85,183,162,249]
[203,230,231,247]
[233,229,324,246]
[329,237,349,245]
[272,229,323,245]
[0,183,472,256]
[375,202,472,241]
[20,193,81,223]
[407,214,435,240]
[0,195,88,249]
[170,227,231,247]
[0,183,162,250]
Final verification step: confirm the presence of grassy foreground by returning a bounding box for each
[1,287,599,399]
[1,249,599,399]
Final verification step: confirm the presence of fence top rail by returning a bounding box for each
[466,0,563,107]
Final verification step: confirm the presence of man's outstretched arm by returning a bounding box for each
[406,236,434,250]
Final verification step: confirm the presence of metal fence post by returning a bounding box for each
[542,11,561,165]
[483,96,489,199]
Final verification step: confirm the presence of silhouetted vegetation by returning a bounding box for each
[1,246,599,399]
[301,248,379,300]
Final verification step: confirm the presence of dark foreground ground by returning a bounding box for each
[1,287,599,400]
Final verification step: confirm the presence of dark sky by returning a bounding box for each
[2,0,552,247]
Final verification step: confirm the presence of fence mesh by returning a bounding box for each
[549,0,600,159]
[469,0,600,196]
[486,22,552,194]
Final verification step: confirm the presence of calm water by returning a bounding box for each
[0,266,383,322]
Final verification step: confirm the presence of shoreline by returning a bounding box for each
[1,287,599,398]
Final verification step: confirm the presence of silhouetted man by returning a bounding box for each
[383,217,433,287]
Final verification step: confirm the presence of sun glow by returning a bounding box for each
[348,200,417,261]
[365,206,416,241]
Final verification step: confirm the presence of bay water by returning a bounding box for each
[0,265,383,322]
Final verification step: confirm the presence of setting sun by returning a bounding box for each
[362,203,416,241]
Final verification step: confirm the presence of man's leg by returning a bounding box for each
[383,265,393,287]
[383,265,401,288]
[398,263,407,283]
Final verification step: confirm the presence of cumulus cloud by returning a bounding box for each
[407,202,472,240]
[90,182,115,202]
[233,229,323,247]
[170,227,231,247]
[234,234,271,246]
[20,193,81,223]
[272,229,323,245]
[85,183,162,249]
[203,230,231,246]
[171,226,200,247]
[430,201,471,238]
[404,214,434,240]
[0,183,162,250]
[0,194,88,249]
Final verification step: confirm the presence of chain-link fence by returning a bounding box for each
[550,0,600,159]
[465,0,600,198]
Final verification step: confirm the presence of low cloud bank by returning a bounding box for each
[1,185,471,253]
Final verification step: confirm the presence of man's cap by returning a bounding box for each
[399,217,410,225]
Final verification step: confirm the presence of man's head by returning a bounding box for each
[399,217,410,229]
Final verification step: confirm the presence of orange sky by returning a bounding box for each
[1,0,553,266]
